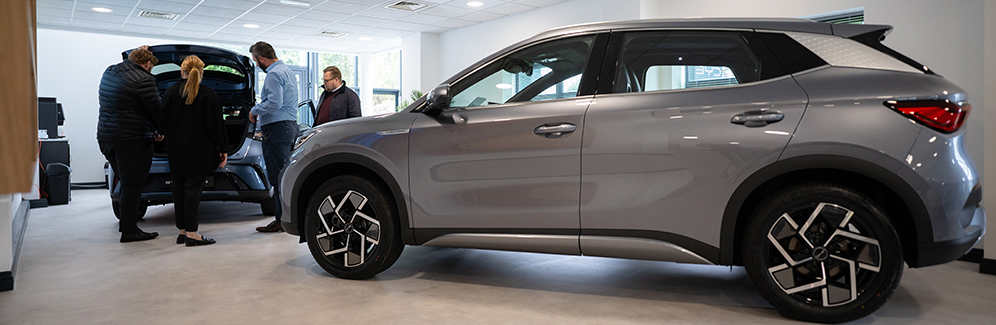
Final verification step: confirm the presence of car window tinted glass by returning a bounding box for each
[616,31,760,93]
[451,35,595,108]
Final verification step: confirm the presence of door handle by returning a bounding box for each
[534,123,577,138]
[731,110,784,127]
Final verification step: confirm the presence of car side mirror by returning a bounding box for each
[426,84,451,113]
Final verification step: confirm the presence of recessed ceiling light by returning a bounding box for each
[358,37,372,41]
[467,1,484,7]
[243,23,260,29]
[495,83,512,89]
[92,7,113,13]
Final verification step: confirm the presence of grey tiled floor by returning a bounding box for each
[2,189,994,324]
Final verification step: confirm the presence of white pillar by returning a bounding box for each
[401,32,440,103]
[358,51,374,116]
[982,0,995,271]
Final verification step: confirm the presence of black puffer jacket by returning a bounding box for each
[97,60,162,141]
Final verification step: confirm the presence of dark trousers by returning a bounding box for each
[171,175,207,232]
[99,138,152,233]
[261,120,298,222]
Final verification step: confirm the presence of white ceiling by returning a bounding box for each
[36,0,567,54]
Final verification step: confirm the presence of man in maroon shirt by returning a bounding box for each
[313,66,361,126]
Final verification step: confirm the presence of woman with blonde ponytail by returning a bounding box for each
[160,55,229,247]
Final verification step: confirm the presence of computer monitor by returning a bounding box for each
[38,97,59,139]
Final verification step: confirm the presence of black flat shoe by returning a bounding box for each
[177,234,186,244]
[185,236,216,247]
[120,230,159,243]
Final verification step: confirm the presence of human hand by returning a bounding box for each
[249,114,257,123]
[154,132,164,141]
[219,153,228,169]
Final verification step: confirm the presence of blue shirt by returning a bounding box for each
[251,60,298,126]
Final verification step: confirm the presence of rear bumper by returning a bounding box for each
[916,206,986,267]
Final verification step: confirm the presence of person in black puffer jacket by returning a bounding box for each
[97,45,163,243]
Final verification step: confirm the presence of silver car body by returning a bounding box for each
[280,18,984,268]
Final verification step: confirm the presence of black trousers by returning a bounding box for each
[171,175,207,232]
[99,138,152,234]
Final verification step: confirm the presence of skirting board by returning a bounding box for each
[982,258,996,276]
[2,199,31,291]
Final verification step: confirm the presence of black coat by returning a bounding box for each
[160,80,229,177]
[97,60,162,141]
[313,85,361,127]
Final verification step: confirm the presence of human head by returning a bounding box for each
[323,66,343,91]
[180,55,205,105]
[128,46,158,72]
[249,41,278,71]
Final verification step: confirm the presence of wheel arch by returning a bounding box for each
[720,154,932,266]
[290,153,414,244]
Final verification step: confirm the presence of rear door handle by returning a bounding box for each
[731,110,784,127]
[534,123,577,138]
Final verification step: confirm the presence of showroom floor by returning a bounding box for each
[1,189,995,324]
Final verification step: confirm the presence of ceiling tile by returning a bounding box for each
[173,14,230,27]
[337,0,397,6]
[37,16,71,27]
[311,1,371,15]
[131,2,196,14]
[268,25,318,34]
[357,7,417,20]
[255,2,313,16]
[419,4,474,17]
[314,22,369,33]
[289,12,349,25]
[37,0,76,9]
[36,7,73,19]
[510,0,565,7]
[239,11,291,24]
[459,10,505,22]
[340,15,392,27]
[387,21,440,32]
[196,0,264,11]
[69,18,123,31]
[485,2,534,15]
[399,13,449,25]
[189,5,249,19]
[124,15,180,28]
[72,11,128,24]
[432,18,477,28]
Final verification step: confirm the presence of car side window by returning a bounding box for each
[450,35,595,109]
[615,31,761,93]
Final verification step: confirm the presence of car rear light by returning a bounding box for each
[883,100,970,133]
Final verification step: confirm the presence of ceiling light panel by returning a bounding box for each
[385,1,432,12]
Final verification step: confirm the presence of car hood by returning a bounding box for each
[123,44,255,104]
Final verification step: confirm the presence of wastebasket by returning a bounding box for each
[46,162,71,205]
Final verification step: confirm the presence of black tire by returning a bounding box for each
[743,183,903,323]
[112,201,148,221]
[260,198,277,216]
[304,175,403,279]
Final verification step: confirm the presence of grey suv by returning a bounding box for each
[106,45,274,218]
[278,19,985,323]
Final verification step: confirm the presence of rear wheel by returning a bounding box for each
[743,183,903,323]
[304,175,403,279]
[112,201,148,221]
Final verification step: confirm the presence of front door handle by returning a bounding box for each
[534,123,577,138]
[731,110,784,127]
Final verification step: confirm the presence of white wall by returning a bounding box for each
[37,29,181,184]
[401,32,440,99]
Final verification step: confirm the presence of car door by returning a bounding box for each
[409,35,602,250]
[578,30,810,263]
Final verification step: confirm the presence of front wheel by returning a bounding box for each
[743,183,903,323]
[305,175,403,279]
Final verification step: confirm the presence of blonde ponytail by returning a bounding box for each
[180,55,205,105]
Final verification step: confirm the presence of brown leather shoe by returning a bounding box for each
[256,220,283,233]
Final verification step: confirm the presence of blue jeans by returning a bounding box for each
[261,120,298,222]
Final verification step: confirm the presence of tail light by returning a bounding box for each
[883,100,970,133]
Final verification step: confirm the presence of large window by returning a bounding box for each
[370,50,400,115]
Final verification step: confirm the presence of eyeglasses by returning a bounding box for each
[323,79,333,83]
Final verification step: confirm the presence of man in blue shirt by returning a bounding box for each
[249,41,298,232]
